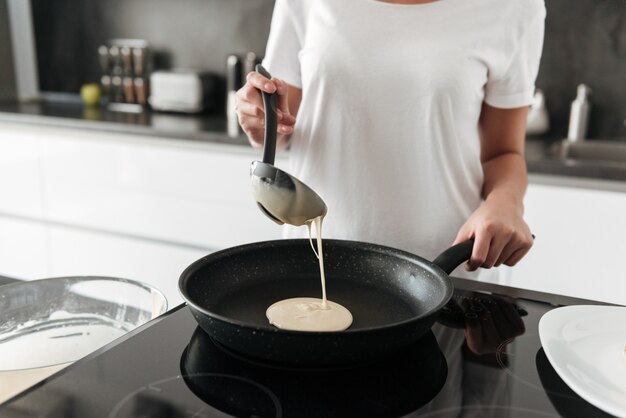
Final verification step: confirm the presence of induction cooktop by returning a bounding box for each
[0,278,614,418]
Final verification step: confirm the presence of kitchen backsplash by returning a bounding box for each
[31,0,626,139]
[537,0,626,140]
[31,0,274,93]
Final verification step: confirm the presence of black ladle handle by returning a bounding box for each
[256,64,278,165]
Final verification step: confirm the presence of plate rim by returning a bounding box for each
[539,304,626,418]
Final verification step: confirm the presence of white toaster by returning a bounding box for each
[149,70,218,113]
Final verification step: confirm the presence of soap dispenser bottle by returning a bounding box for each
[567,84,591,142]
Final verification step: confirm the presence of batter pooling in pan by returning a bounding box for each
[266,215,353,332]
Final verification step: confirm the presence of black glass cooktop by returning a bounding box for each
[1,278,615,418]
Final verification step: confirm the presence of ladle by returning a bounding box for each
[250,64,327,226]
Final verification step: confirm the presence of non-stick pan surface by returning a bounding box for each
[180,239,470,365]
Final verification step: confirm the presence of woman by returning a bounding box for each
[236,0,543,281]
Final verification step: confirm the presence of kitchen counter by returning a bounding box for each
[0,277,617,417]
[526,138,626,183]
[1,100,626,183]
[0,275,19,286]
[0,100,250,147]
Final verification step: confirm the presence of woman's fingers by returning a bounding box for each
[238,110,294,136]
[469,229,532,270]
[278,124,293,134]
[482,229,512,268]
[236,96,295,125]
[237,102,294,136]
[494,235,528,267]
[494,241,517,267]
[279,112,296,126]
[236,84,264,114]
[237,109,294,131]
[240,124,294,142]
[235,72,296,144]
[274,78,291,114]
[503,241,532,266]
[235,99,263,118]
[466,230,491,271]
[456,197,533,272]
[246,71,276,93]
[498,230,533,267]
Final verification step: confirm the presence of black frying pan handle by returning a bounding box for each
[256,64,277,165]
[433,234,535,274]
[432,239,474,275]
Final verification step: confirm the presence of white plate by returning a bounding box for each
[539,305,626,418]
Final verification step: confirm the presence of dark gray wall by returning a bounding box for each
[0,0,17,102]
[31,0,274,91]
[31,0,626,138]
[537,0,626,139]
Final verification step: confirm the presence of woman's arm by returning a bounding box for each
[454,103,534,271]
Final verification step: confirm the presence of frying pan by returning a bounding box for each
[179,238,473,365]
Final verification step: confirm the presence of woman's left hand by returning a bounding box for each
[454,197,533,271]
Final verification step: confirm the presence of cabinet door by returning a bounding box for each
[0,124,44,218]
[47,225,208,307]
[0,216,48,279]
[502,183,626,305]
[41,130,285,250]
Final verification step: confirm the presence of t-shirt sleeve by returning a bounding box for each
[484,11,546,109]
[262,0,303,89]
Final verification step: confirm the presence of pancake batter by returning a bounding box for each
[266,216,353,332]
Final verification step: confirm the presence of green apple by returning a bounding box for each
[80,83,102,107]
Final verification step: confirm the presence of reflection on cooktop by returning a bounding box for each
[536,348,613,418]
[111,327,447,418]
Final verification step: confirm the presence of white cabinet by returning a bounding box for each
[500,176,626,305]
[0,216,48,279]
[46,225,207,307]
[39,126,284,249]
[0,121,286,307]
[0,126,44,218]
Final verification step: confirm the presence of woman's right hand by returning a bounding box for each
[235,71,297,148]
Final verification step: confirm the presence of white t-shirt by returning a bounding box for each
[263,0,545,280]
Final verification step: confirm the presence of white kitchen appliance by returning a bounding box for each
[149,70,218,113]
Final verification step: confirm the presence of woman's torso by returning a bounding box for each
[265,0,544,279]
